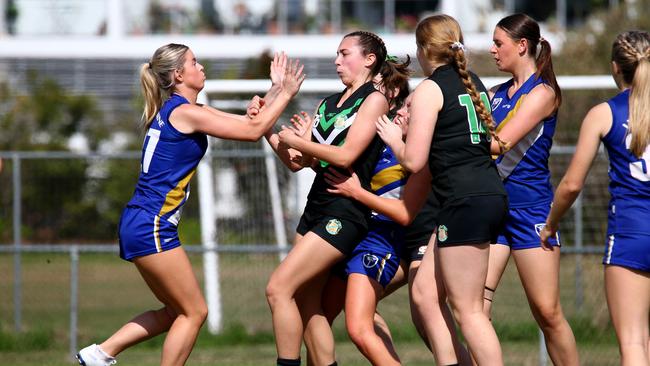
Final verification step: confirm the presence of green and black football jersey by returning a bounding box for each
[427,64,506,205]
[305,81,384,227]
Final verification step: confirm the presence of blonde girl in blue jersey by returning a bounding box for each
[75,44,304,366]
[542,30,650,366]
[482,13,579,366]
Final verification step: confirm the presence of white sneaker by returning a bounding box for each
[76,344,117,366]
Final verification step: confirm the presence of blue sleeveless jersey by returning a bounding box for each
[491,75,556,208]
[369,145,408,222]
[126,93,208,226]
[603,89,650,235]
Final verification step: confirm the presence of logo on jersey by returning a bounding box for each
[325,219,342,235]
[491,97,503,110]
[362,253,379,268]
[155,113,165,128]
[334,116,347,129]
[417,246,427,255]
[438,225,448,242]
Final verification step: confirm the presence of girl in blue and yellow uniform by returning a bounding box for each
[482,13,579,366]
[76,45,304,366]
[542,31,650,366]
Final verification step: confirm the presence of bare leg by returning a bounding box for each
[512,247,579,366]
[345,274,400,365]
[437,243,503,366]
[482,244,510,319]
[411,235,471,365]
[605,265,650,366]
[101,247,207,366]
[266,232,344,360]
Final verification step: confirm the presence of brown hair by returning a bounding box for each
[612,30,650,157]
[416,15,507,151]
[140,43,189,130]
[496,13,561,110]
[344,31,411,106]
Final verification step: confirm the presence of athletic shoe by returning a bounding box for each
[76,344,117,366]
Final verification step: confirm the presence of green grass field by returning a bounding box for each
[0,251,620,365]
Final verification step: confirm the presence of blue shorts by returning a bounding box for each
[495,203,560,250]
[603,232,650,272]
[118,206,181,261]
[346,220,403,288]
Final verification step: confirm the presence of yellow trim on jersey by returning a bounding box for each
[495,95,526,133]
[158,169,197,216]
[153,215,162,252]
[370,165,407,192]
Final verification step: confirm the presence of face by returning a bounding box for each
[176,49,205,90]
[490,27,523,73]
[394,93,413,137]
[335,36,373,86]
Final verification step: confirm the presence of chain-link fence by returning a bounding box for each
[0,146,620,365]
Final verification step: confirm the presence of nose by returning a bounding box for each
[335,54,342,66]
[490,44,497,54]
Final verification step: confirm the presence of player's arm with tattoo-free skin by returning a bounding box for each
[172,55,305,141]
[540,102,611,249]
[489,83,557,155]
[279,91,388,168]
[265,111,316,171]
[377,80,442,173]
[325,167,431,226]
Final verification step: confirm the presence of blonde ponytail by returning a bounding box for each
[140,43,189,130]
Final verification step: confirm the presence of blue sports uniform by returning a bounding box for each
[119,93,208,261]
[345,145,408,287]
[491,75,560,249]
[602,89,650,272]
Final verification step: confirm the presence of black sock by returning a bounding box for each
[277,358,301,366]
[328,363,338,366]
[444,364,460,366]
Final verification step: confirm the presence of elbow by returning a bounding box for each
[561,179,583,197]
[395,214,411,226]
[401,161,424,174]
[331,156,354,169]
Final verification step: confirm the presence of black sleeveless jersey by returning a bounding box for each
[306,81,384,227]
[427,64,506,205]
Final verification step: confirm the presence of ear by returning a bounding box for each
[365,53,377,68]
[174,69,183,83]
[518,38,528,56]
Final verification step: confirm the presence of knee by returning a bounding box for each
[265,278,288,309]
[187,299,208,325]
[411,279,441,310]
[533,303,564,329]
[346,321,373,349]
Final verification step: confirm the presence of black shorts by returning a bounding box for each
[296,209,367,255]
[401,231,433,263]
[436,194,507,247]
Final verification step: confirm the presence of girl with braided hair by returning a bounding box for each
[541,30,650,366]
[376,14,507,365]
[481,13,580,366]
[264,30,409,366]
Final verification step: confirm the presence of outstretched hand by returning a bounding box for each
[376,114,403,149]
[270,52,288,87]
[324,168,361,199]
[281,58,306,97]
[285,111,312,140]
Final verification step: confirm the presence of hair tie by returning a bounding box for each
[148,62,153,69]
[539,37,546,43]
[450,41,465,51]
[385,55,399,62]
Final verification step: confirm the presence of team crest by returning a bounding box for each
[417,246,427,255]
[325,219,342,235]
[534,223,545,237]
[438,225,448,242]
[334,116,347,129]
[362,253,379,268]
[491,97,503,110]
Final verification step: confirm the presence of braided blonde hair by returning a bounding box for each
[612,31,650,157]
[416,15,509,152]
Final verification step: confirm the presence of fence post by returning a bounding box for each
[263,142,288,261]
[69,246,79,360]
[12,153,22,332]
[539,328,548,366]
[574,193,584,311]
